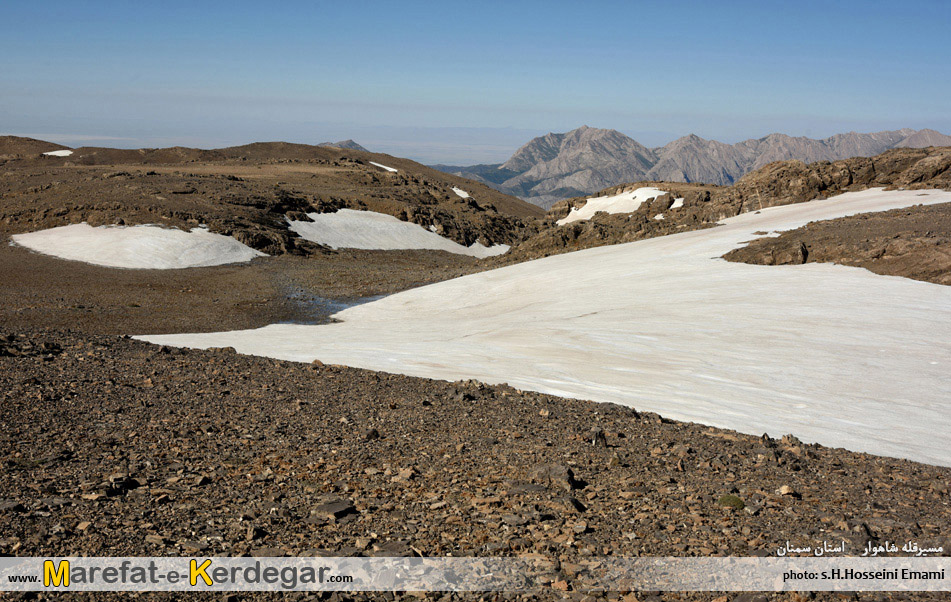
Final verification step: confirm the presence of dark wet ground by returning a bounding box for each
[279,287,388,325]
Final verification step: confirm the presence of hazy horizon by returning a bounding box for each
[7,123,950,166]
[3,1,949,164]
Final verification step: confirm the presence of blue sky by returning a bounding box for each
[2,1,949,163]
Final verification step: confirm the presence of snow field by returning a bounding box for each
[138,189,951,466]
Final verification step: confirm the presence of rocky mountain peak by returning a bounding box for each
[317,139,369,152]
[895,129,951,148]
[436,127,951,209]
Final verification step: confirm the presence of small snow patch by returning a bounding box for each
[288,209,507,258]
[451,187,470,199]
[654,214,665,221]
[369,161,397,173]
[11,223,265,269]
[466,241,509,257]
[557,187,668,225]
[670,197,685,209]
[43,150,73,157]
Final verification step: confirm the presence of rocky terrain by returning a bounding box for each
[3,139,951,601]
[497,147,951,263]
[0,137,543,255]
[436,126,951,208]
[0,135,71,158]
[724,202,951,285]
[3,328,950,602]
[497,182,721,263]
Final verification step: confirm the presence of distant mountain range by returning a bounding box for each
[317,139,368,152]
[433,126,951,208]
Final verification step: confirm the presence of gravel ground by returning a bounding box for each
[1,330,950,601]
[0,242,480,335]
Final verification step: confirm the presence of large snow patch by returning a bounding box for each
[11,223,266,269]
[139,189,951,466]
[288,209,508,258]
[558,187,684,225]
[43,150,74,157]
